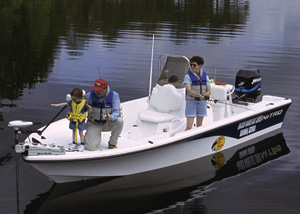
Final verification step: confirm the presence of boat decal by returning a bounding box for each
[211,136,225,151]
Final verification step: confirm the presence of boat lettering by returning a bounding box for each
[251,77,262,84]
[37,152,53,155]
[262,109,283,120]
[239,128,248,137]
[239,125,256,137]
[248,125,256,134]
[238,116,263,130]
[238,109,283,131]
[237,109,283,137]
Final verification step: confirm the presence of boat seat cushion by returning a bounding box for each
[139,110,176,123]
[149,84,183,113]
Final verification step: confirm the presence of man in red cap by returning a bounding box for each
[84,79,124,150]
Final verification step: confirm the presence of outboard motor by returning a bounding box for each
[234,69,261,102]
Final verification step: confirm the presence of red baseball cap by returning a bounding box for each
[91,79,108,91]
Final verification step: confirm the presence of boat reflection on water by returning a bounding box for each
[24,129,289,214]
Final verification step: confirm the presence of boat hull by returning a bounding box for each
[25,130,289,214]
[26,101,291,183]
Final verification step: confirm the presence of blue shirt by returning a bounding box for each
[84,90,121,122]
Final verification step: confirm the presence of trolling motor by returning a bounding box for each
[8,119,66,155]
[8,105,68,155]
[8,120,46,153]
[9,104,68,141]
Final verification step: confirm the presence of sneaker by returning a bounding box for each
[108,144,117,149]
[69,143,77,150]
[76,144,85,152]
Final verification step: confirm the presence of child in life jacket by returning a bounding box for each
[51,88,91,151]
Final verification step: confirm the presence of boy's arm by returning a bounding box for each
[51,102,68,107]
[86,104,92,113]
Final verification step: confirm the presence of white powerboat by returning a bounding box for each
[10,55,292,183]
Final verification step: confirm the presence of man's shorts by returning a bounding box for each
[185,100,207,117]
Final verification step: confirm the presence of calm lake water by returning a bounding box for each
[1,0,300,213]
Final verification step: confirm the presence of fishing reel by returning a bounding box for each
[195,96,210,101]
[101,113,108,121]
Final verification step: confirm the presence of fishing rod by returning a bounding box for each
[97,66,110,121]
[208,99,256,113]
[98,67,102,79]
[212,67,217,110]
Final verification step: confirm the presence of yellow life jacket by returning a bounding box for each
[69,99,87,123]
[68,99,87,143]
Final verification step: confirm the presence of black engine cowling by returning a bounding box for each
[234,69,261,102]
